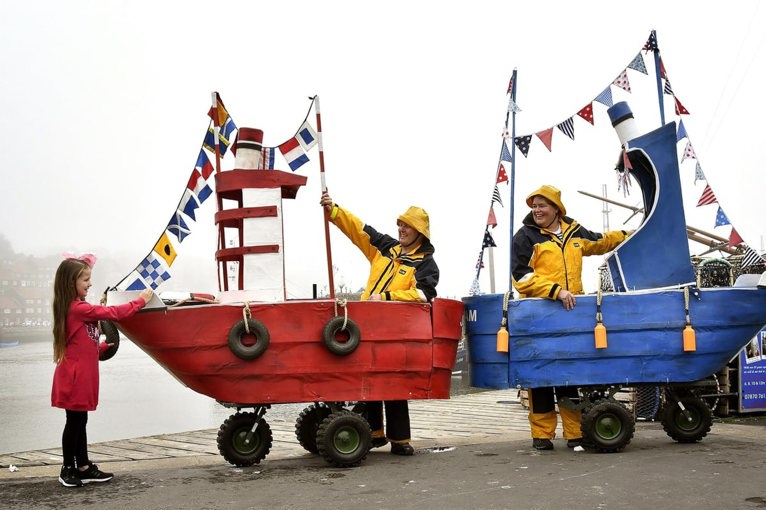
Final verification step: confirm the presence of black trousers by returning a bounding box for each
[62,410,90,468]
[366,400,411,442]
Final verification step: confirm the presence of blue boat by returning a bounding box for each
[463,102,766,452]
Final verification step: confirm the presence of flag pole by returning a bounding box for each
[313,95,336,299]
[507,69,518,291]
[650,30,666,126]
[210,91,228,291]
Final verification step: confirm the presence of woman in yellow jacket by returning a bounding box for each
[512,185,630,450]
[320,192,439,455]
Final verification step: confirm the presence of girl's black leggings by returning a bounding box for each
[62,410,89,468]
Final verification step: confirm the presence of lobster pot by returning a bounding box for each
[241,187,284,300]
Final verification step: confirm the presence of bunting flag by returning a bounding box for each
[536,128,553,152]
[514,135,532,157]
[501,128,510,139]
[492,185,503,207]
[278,137,309,171]
[487,206,497,228]
[696,185,717,206]
[577,103,594,125]
[507,98,522,113]
[506,76,514,95]
[741,246,765,268]
[482,229,497,248]
[663,79,674,95]
[296,121,318,151]
[203,95,237,157]
[152,231,178,267]
[167,211,191,243]
[715,206,730,227]
[681,141,696,162]
[500,140,513,162]
[496,163,509,183]
[729,227,743,248]
[127,253,172,290]
[187,150,214,204]
[674,96,690,115]
[694,162,705,183]
[676,119,688,141]
[594,87,613,107]
[262,147,276,170]
[469,278,481,296]
[628,53,648,74]
[659,56,667,79]
[556,118,575,140]
[179,188,200,220]
[612,69,631,93]
[643,32,658,51]
[475,250,485,270]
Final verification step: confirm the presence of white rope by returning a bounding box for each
[334,298,349,330]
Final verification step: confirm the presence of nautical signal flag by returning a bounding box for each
[262,147,276,170]
[296,121,318,151]
[278,137,309,171]
[187,150,214,204]
[179,189,200,221]
[126,253,172,290]
[205,94,238,156]
[153,231,178,267]
[167,211,191,243]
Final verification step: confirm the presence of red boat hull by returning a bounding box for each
[116,298,464,404]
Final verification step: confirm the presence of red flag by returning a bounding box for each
[487,207,497,228]
[577,103,594,125]
[674,97,690,115]
[729,228,743,247]
[497,163,508,184]
[506,77,514,95]
[536,128,553,152]
[696,184,717,206]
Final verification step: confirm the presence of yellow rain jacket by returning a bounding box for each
[512,213,629,299]
[329,205,439,302]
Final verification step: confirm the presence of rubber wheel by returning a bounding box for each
[316,410,371,467]
[661,396,713,443]
[99,320,120,361]
[321,317,361,356]
[228,319,270,360]
[217,412,273,466]
[295,403,332,454]
[581,400,635,453]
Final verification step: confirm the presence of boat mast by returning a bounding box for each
[508,69,518,291]
[210,91,229,291]
[313,96,336,299]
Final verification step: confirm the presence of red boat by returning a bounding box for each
[106,123,464,467]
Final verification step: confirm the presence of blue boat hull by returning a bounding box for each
[464,287,766,389]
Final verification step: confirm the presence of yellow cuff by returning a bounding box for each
[329,205,339,220]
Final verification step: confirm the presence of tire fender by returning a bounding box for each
[322,316,361,356]
[228,319,270,360]
[99,320,120,361]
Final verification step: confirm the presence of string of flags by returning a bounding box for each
[113,94,321,291]
[470,31,763,293]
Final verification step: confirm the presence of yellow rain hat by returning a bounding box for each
[398,206,430,239]
[526,184,566,216]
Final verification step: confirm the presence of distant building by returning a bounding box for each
[0,255,56,327]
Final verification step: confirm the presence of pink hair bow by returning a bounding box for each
[62,252,97,268]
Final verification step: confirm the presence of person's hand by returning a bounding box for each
[558,289,576,310]
[139,289,154,304]
[320,192,334,213]
[368,293,382,301]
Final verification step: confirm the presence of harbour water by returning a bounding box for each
[0,336,471,455]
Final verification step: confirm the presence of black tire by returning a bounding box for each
[661,396,713,443]
[316,410,371,467]
[321,317,361,356]
[217,412,273,466]
[99,320,120,361]
[581,400,635,453]
[295,403,332,454]
[228,319,270,360]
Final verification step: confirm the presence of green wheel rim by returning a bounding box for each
[233,427,260,455]
[333,425,361,454]
[595,413,623,440]
[674,407,701,432]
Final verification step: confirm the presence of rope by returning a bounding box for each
[334,298,349,330]
[242,301,252,334]
[501,290,512,327]
[596,289,603,323]
[683,287,691,325]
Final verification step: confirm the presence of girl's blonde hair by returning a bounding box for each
[52,259,90,363]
